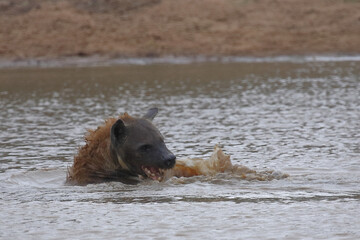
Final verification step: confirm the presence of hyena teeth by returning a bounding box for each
[142,166,166,181]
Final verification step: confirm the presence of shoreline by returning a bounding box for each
[1,0,360,66]
[1,54,360,69]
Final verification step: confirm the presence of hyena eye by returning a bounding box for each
[139,144,152,152]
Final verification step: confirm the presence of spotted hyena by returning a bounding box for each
[67,108,176,185]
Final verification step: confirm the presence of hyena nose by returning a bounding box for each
[164,154,176,168]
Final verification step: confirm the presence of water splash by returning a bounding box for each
[165,145,289,182]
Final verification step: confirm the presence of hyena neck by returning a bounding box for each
[116,154,130,171]
[110,145,131,172]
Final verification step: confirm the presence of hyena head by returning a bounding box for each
[110,108,176,181]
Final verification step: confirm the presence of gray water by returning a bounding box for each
[0,59,359,239]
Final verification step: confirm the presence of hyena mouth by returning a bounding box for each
[141,166,166,181]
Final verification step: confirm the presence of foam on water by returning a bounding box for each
[1,55,360,69]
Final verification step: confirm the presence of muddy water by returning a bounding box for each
[1,58,359,239]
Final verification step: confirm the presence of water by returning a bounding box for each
[1,58,359,239]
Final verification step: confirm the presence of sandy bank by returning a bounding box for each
[0,0,360,62]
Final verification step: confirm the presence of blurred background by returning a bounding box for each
[0,0,359,60]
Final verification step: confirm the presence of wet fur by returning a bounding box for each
[67,113,138,185]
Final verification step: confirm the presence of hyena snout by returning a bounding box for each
[163,153,176,169]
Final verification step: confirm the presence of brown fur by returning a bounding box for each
[67,113,289,185]
[67,113,136,185]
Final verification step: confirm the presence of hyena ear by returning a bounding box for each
[143,107,158,121]
[111,119,127,147]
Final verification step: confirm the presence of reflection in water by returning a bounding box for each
[0,60,359,239]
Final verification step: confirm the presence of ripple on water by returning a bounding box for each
[0,60,359,239]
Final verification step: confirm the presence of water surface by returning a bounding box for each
[1,59,359,239]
